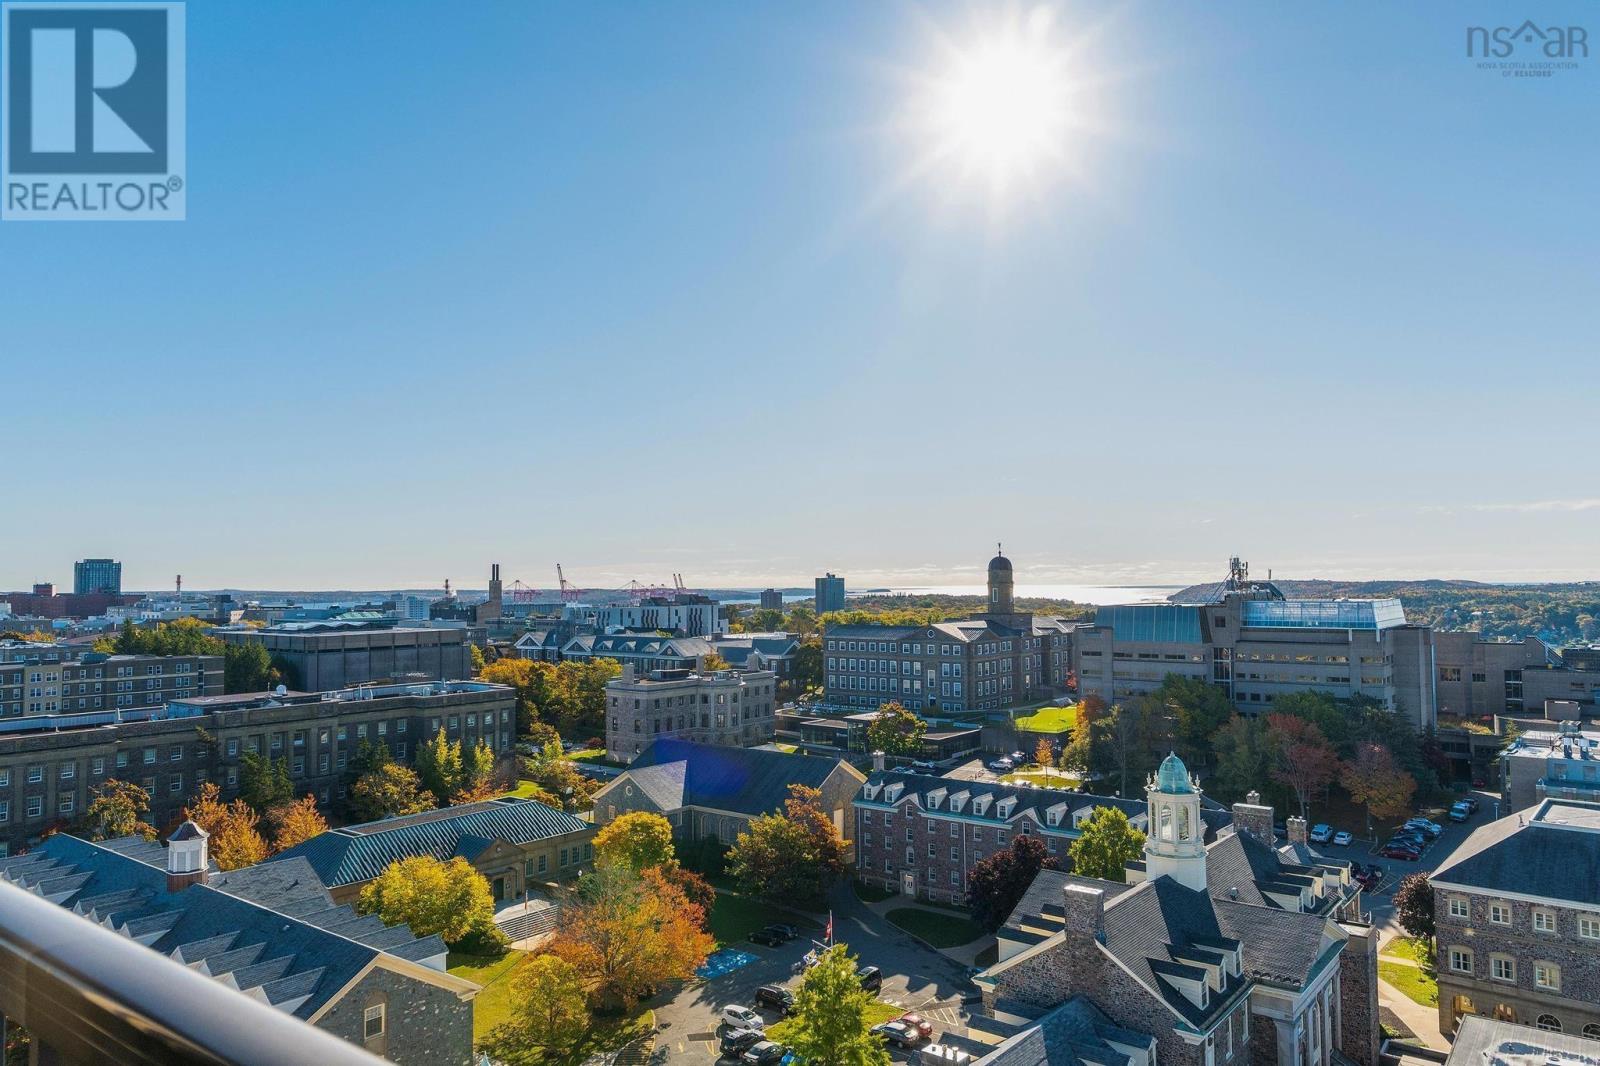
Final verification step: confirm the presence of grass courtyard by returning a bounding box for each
[447,949,654,1057]
[1378,961,1438,1008]
[1013,705,1078,734]
[885,907,987,948]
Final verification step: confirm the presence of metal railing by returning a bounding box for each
[0,878,385,1065]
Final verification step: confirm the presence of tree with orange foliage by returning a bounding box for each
[270,795,329,852]
[182,782,270,870]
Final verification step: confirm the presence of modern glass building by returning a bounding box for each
[72,558,121,595]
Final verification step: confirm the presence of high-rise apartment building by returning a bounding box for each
[815,573,846,615]
[73,558,122,595]
[759,588,785,611]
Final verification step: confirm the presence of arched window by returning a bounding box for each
[1536,1015,1562,1033]
[1583,1024,1600,1039]
[1178,807,1192,841]
[1159,807,1173,841]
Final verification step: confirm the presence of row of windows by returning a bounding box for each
[826,637,1039,655]
[1446,896,1600,938]
[1447,946,1562,990]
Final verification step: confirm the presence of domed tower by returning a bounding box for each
[1144,752,1208,891]
[987,545,1014,615]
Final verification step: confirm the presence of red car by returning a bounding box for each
[898,1013,935,1040]
[1380,844,1421,861]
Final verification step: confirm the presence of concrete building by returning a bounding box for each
[1499,722,1600,813]
[593,738,864,845]
[975,755,1381,1066]
[759,588,785,611]
[0,830,477,1064]
[815,573,846,615]
[1432,797,1600,1039]
[72,558,122,595]
[271,797,595,907]
[824,550,1076,714]
[1076,558,1437,730]
[852,762,1233,904]
[1444,1016,1600,1063]
[593,594,725,637]
[215,622,473,691]
[0,642,222,719]
[603,665,778,762]
[1433,633,1556,721]
[0,679,516,855]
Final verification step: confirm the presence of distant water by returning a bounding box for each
[873,584,1184,605]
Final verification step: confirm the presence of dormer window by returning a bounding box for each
[973,795,992,816]
[863,784,881,802]
[996,798,1015,818]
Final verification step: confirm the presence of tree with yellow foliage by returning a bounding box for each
[270,795,329,852]
[182,782,270,870]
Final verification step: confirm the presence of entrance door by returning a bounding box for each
[492,877,505,903]
[901,872,916,896]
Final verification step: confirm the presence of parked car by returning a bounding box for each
[898,1013,936,1040]
[1404,818,1442,838]
[1380,843,1421,861]
[749,928,786,947]
[1010,750,1028,764]
[1391,831,1427,849]
[909,760,937,774]
[765,923,800,942]
[987,758,1014,773]
[1461,796,1481,813]
[1358,867,1385,890]
[754,986,795,1015]
[1309,824,1333,844]
[720,1029,765,1057]
[857,965,883,992]
[1332,830,1353,847]
[871,1021,922,1049]
[743,1041,791,1064]
[1448,802,1472,823]
[915,1044,976,1065]
[722,1006,765,1032]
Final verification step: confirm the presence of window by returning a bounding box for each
[1533,909,1557,933]
[363,1004,385,1041]
[1581,916,1600,940]
[1490,955,1515,982]
[226,738,238,757]
[1448,897,1469,919]
[1534,963,1560,991]
[1584,1024,1600,1039]
[1489,903,1510,925]
[58,795,74,815]
[26,765,42,784]
[26,797,42,819]
[1536,1015,1562,1033]
[0,801,7,823]
[1449,947,1473,974]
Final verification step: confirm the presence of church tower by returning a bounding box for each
[987,545,1014,616]
[1144,752,1208,892]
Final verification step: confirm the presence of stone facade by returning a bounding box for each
[603,666,776,763]
[315,961,474,1066]
[1338,922,1381,1066]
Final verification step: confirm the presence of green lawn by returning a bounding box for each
[1000,769,1080,788]
[448,950,655,1058]
[885,907,987,948]
[1378,962,1438,1008]
[500,779,553,800]
[853,880,896,904]
[567,747,608,761]
[1013,705,1078,734]
[1382,936,1432,965]
[767,1000,900,1045]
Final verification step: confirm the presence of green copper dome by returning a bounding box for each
[1155,752,1193,794]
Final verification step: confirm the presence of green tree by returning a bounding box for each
[349,764,434,822]
[480,954,590,1063]
[784,604,819,638]
[415,727,464,805]
[789,636,823,694]
[82,780,155,841]
[1151,676,1233,770]
[358,855,505,950]
[726,784,848,904]
[1393,872,1435,944]
[1067,806,1145,883]
[238,752,295,814]
[453,738,499,803]
[521,741,597,811]
[470,644,486,675]
[785,944,891,1066]
[1209,714,1273,805]
[865,701,926,758]
[593,811,676,873]
[223,641,274,693]
[966,836,1058,931]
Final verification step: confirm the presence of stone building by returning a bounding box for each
[0,642,222,719]
[1431,797,1600,1039]
[0,827,477,1064]
[603,665,777,763]
[976,756,1381,1066]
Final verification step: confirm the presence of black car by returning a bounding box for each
[721,1028,765,1057]
[858,965,883,992]
[749,928,786,947]
[754,985,795,1014]
[742,1041,790,1064]
[766,923,800,942]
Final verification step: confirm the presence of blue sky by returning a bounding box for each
[2,1,1596,592]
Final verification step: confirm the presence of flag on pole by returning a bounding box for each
[825,911,833,945]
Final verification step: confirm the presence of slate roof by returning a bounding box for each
[269,798,589,889]
[977,995,1157,1066]
[1446,1015,1600,1066]
[612,739,857,816]
[1003,869,1136,939]
[569,634,712,660]
[0,834,455,1021]
[1431,798,1600,906]
[708,635,799,667]
[1203,830,1346,913]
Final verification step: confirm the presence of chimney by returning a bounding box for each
[1230,791,1275,845]
[1286,815,1308,846]
[166,820,210,892]
[1062,883,1106,943]
[872,751,886,772]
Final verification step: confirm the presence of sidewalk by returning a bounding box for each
[1377,973,1446,1051]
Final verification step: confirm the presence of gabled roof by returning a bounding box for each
[1431,799,1600,905]
[0,835,467,1021]
[269,798,588,889]
[1203,830,1345,913]
[608,739,860,816]
[978,994,1155,1065]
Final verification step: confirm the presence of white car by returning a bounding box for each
[722,1005,765,1032]
[1331,831,1353,847]
[1309,824,1333,844]
[987,758,1014,773]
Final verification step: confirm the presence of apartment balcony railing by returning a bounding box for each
[0,877,383,1065]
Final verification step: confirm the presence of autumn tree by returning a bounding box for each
[1393,872,1435,945]
[182,782,270,870]
[358,855,505,950]
[593,811,676,873]
[349,764,434,823]
[784,944,891,1066]
[1266,714,1339,819]
[452,739,500,804]
[701,651,733,672]
[270,795,329,852]
[1343,742,1417,835]
[967,836,1059,931]
[520,740,596,812]
[865,701,926,758]
[1033,737,1056,782]
[1068,806,1145,883]
[550,863,713,1011]
[479,954,590,1063]
[415,727,464,805]
[82,780,155,841]
[726,784,848,905]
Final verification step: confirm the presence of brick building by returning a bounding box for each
[0,642,222,719]
[1431,797,1600,1039]
[603,665,777,763]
